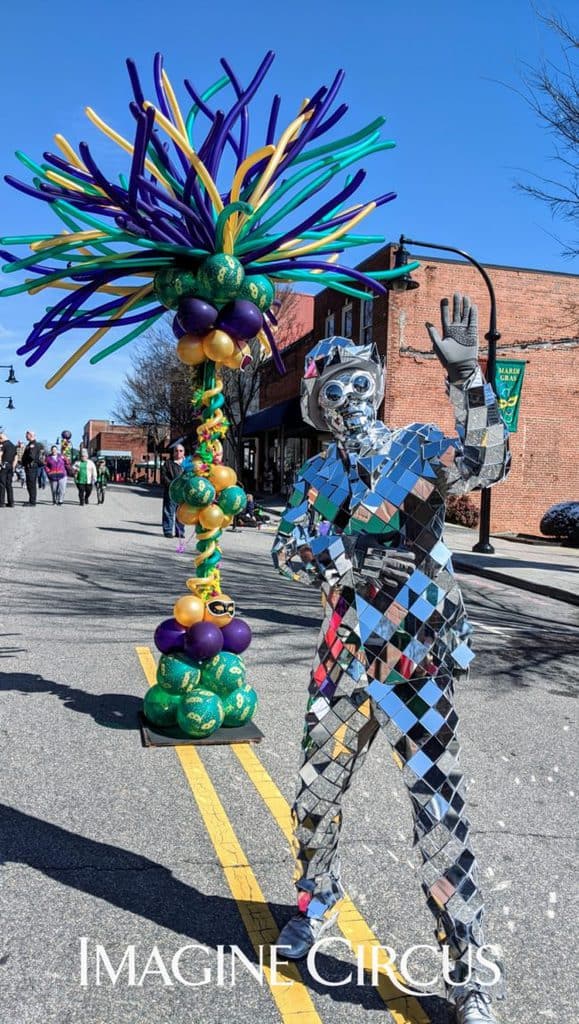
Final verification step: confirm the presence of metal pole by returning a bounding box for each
[399,236,500,553]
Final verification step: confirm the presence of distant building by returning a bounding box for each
[248,244,579,534]
[83,420,156,481]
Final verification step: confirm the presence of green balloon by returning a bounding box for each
[201,652,246,698]
[143,685,183,727]
[196,254,245,303]
[153,268,199,310]
[238,274,274,312]
[168,475,187,504]
[177,688,224,738]
[182,474,216,508]
[217,485,247,515]
[221,686,258,727]
[157,653,201,695]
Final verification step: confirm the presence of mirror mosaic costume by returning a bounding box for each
[272,297,511,1019]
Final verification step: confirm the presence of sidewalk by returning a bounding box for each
[445,524,579,607]
[259,500,579,608]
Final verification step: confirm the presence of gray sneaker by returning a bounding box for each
[455,990,500,1023]
[275,911,338,960]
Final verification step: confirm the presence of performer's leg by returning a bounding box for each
[369,671,503,1005]
[293,687,379,914]
[277,683,379,957]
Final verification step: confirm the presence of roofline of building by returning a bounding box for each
[310,243,578,307]
[401,251,579,279]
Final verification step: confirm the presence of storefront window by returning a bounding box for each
[324,311,335,335]
[361,294,373,343]
[342,303,353,338]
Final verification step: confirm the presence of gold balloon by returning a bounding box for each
[221,349,246,370]
[176,503,200,525]
[176,334,206,365]
[174,594,205,627]
[198,504,226,530]
[208,464,237,490]
[203,593,235,627]
[202,329,235,362]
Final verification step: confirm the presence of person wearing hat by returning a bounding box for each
[72,449,97,505]
[272,294,511,1024]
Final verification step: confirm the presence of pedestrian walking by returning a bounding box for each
[160,444,185,538]
[95,459,111,504]
[0,431,17,508]
[21,431,44,506]
[45,445,68,505]
[72,449,97,505]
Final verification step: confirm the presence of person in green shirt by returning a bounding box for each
[72,449,97,505]
[96,459,111,504]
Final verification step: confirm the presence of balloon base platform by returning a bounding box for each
[138,713,263,748]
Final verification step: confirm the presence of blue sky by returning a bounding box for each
[0,0,576,444]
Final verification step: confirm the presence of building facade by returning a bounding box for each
[83,420,153,481]
[249,244,579,535]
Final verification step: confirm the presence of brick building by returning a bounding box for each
[252,244,579,534]
[83,420,154,481]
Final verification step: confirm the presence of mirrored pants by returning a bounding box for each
[292,670,487,987]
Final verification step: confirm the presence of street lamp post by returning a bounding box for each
[390,236,501,554]
[0,395,15,410]
[0,365,18,384]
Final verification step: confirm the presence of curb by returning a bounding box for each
[453,557,579,608]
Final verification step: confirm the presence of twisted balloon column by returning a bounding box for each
[194,363,229,578]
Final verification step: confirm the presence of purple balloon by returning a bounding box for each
[220,617,252,654]
[184,621,224,661]
[216,300,263,341]
[172,314,187,339]
[154,617,187,655]
[177,298,218,335]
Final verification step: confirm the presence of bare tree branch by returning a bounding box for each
[112,318,198,450]
[517,11,579,257]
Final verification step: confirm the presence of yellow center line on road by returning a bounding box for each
[233,744,431,1024]
[136,645,322,1024]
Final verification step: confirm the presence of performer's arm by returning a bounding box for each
[426,293,511,495]
[271,478,352,587]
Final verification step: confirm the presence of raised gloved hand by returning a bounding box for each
[426,293,479,383]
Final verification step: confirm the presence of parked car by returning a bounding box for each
[540,501,579,546]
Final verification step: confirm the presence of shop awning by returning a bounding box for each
[243,397,302,435]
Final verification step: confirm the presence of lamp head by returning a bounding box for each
[388,242,420,293]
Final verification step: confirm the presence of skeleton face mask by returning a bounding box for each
[319,369,378,442]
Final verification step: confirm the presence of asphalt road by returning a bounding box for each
[0,484,577,1024]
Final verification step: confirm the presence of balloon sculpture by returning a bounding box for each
[60,429,72,465]
[0,53,418,738]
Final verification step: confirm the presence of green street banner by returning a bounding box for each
[495,359,526,433]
